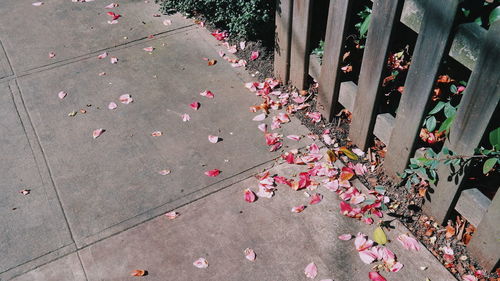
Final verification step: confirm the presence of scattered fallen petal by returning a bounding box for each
[258,123,267,132]
[287,135,301,141]
[208,135,219,143]
[130,269,146,276]
[462,275,478,281]
[207,59,217,66]
[99,72,106,76]
[205,169,221,177]
[143,46,154,52]
[239,41,246,50]
[250,51,259,61]
[108,102,117,110]
[93,129,105,139]
[110,57,118,64]
[252,113,266,121]
[107,11,121,20]
[368,272,387,281]
[243,248,256,261]
[182,113,190,122]
[19,189,30,195]
[244,189,256,203]
[159,169,171,175]
[304,262,317,279]
[32,2,43,6]
[193,258,208,269]
[98,52,108,59]
[163,19,172,25]
[309,193,323,205]
[200,90,214,99]
[107,20,118,24]
[164,211,179,219]
[58,91,67,99]
[105,3,118,8]
[397,234,421,251]
[338,234,352,241]
[119,94,133,104]
[151,131,163,137]
[48,52,55,58]
[291,205,306,213]
[189,102,200,110]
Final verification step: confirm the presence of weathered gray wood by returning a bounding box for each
[316,0,353,121]
[454,188,491,227]
[338,81,357,112]
[424,21,500,224]
[400,0,425,33]
[289,0,312,89]
[274,0,294,83]
[384,0,458,177]
[349,0,403,150]
[468,190,500,272]
[308,54,321,81]
[373,113,396,146]
[450,23,487,71]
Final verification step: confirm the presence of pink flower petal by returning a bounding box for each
[338,234,352,241]
[287,135,301,141]
[304,262,317,279]
[151,131,163,137]
[107,20,118,24]
[208,135,219,143]
[104,3,118,8]
[205,169,221,177]
[107,11,121,20]
[200,90,214,99]
[163,19,172,26]
[189,102,200,110]
[164,211,178,219]
[239,41,246,50]
[352,148,365,157]
[48,52,55,58]
[252,113,266,121]
[250,51,259,61]
[244,189,256,203]
[119,94,133,104]
[258,123,267,133]
[143,46,154,52]
[309,193,323,205]
[58,91,67,99]
[359,249,377,264]
[193,258,208,269]
[110,57,118,64]
[32,2,43,6]
[99,72,106,76]
[93,128,104,139]
[462,275,478,281]
[397,234,420,251]
[368,272,387,281]
[19,189,30,195]
[291,205,306,213]
[98,52,108,59]
[244,248,256,261]
[108,102,117,110]
[182,113,190,122]
[158,169,171,175]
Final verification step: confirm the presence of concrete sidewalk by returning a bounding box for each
[0,1,455,280]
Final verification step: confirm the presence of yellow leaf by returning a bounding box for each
[373,226,388,245]
[339,147,359,160]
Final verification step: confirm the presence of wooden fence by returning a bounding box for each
[274,0,499,272]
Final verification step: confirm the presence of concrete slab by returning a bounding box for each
[15,26,311,247]
[0,82,74,279]
[10,253,86,281]
[0,0,193,72]
[78,160,456,281]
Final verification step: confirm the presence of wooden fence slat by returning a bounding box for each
[454,188,490,228]
[274,0,294,83]
[316,0,353,122]
[289,0,313,89]
[424,21,500,224]
[383,0,458,177]
[467,190,500,272]
[349,0,403,150]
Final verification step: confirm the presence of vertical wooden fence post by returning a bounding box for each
[349,0,403,151]
[424,21,500,224]
[316,0,353,122]
[289,0,312,89]
[384,0,458,177]
[274,0,294,83]
[468,191,500,272]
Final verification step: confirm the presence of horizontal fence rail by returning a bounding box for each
[275,0,499,272]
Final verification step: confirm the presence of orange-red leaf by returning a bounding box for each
[131,270,146,276]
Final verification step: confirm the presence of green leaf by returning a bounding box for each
[373,226,388,245]
[489,7,500,25]
[462,8,470,17]
[442,146,450,155]
[359,14,371,38]
[489,127,500,150]
[474,17,483,26]
[426,116,437,132]
[450,84,458,94]
[375,186,386,195]
[438,115,455,133]
[428,101,445,115]
[483,158,497,174]
[444,102,457,118]
[339,147,359,160]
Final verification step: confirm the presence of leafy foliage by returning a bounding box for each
[354,6,372,39]
[157,0,274,41]
[311,40,325,64]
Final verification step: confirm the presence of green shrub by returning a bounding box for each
[157,0,275,42]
